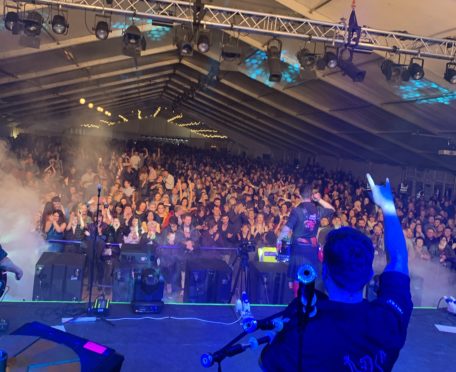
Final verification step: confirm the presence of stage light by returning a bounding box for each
[339,59,366,82]
[221,42,241,61]
[122,24,146,57]
[51,14,68,35]
[324,51,338,69]
[381,59,402,81]
[196,31,210,53]
[23,11,43,37]
[267,39,282,82]
[296,48,316,70]
[124,24,142,45]
[95,21,110,40]
[88,102,94,109]
[4,12,19,32]
[80,98,86,105]
[175,25,193,56]
[408,58,424,80]
[444,62,456,84]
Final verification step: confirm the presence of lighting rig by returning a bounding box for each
[4,0,456,84]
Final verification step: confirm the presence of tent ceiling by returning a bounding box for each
[0,0,455,171]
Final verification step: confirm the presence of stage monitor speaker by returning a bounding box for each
[249,262,291,304]
[183,259,232,303]
[33,252,86,301]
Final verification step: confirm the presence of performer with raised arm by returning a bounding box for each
[277,184,334,294]
[261,174,412,372]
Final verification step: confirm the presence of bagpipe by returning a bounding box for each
[200,264,318,371]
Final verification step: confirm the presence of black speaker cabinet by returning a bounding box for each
[249,262,291,304]
[183,259,232,303]
[33,252,86,301]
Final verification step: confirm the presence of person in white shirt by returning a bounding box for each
[162,169,175,191]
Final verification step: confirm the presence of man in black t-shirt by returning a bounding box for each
[261,174,412,372]
[277,184,334,293]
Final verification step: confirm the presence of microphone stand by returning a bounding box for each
[87,184,102,314]
[296,264,317,372]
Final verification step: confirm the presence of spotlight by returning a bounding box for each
[444,62,456,84]
[23,11,43,37]
[408,58,424,80]
[339,58,366,82]
[51,14,68,35]
[95,21,110,40]
[175,25,193,56]
[196,31,210,53]
[296,48,316,70]
[324,51,338,69]
[381,59,402,81]
[220,38,241,72]
[4,12,19,32]
[122,24,146,57]
[80,98,86,105]
[267,39,282,82]
[124,24,142,45]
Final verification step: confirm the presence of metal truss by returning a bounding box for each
[14,0,456,60]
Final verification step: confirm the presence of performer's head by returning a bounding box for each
[299,184,313,200]
[322,227,374,293]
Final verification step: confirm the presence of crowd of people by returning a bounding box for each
[4,134,456,297]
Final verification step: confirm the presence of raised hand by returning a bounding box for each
[366,173,396,216]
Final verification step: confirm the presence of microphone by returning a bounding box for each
[97,183,102,194]
[297,264,317,321]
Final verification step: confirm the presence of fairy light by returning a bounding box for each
[99,119,116,126]
[79,98,86,105]
[81,124,100,128]
[88,103,94,109]
[153,106,161,118]
[118,115,128,122]
[138,110,142,120]
[97,106,104,112]
[177,121,201,127]
[167,114,183,123]
[190,129,227,139]
[191,129,218,133]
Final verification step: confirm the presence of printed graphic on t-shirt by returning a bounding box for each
[343,350,386,372]
[303,211,318,232]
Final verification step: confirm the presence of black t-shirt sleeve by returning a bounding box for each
[286,208,298,230]
[369,271,413,349]
[0,245,7,262]
[318,205,334,220]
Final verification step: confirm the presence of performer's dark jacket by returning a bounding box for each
[260,271,413,372]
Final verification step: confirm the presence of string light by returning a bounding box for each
[167,114,183,123]
[138,110,142,120]
[80,98,86,105]
[190,129,227,139]
[97,106,104,112]
[88,103,94,109]
[118,115,128,122]
[191,129,218,133]
[81,124,100,128]
[177,121,201,127]
[99,119,116,126]
[153,106,161,118]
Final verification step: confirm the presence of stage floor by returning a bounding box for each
[0,302,455,371]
